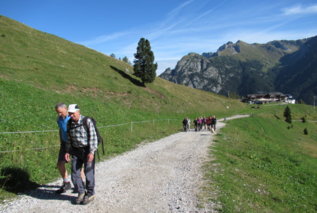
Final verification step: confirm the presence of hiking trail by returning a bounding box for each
[0,115,249,213]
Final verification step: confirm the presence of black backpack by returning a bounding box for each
[83,117,105,159]
[68,116,105,159]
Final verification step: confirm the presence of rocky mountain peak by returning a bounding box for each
[159,36,317,104]
[216,41,241,56]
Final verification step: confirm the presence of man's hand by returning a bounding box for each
[87,153,94,162]
[65,153,70,162]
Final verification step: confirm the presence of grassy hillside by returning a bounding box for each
[0,15,243,116]
[203,104,317,212]
[0,15,246,200]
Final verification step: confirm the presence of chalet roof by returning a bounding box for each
[246,92,287,99]
[268,92,285,96]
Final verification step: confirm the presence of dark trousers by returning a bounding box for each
[71,150,95,196]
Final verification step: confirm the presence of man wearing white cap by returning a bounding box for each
[65,104,98,205]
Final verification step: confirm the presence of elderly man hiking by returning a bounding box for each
[55,103,72,194]
[65,104,98,205]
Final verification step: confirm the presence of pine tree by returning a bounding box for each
[122,56,130,64]
[283,106,292,124]
[133,38,157,84]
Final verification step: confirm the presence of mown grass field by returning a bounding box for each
[204,104,317,212]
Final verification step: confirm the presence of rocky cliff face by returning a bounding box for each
[160,53,224,92]
[275,36,317,103]
[160,36,317,103]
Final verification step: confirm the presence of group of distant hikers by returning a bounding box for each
[55,103,101,205]
[182,116,217,133]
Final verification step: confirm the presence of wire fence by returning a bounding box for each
[293,119,317,123]
[0,129,58,135]
[0,118,179,154]
[0,145,61,154]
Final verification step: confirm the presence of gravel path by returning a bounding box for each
[0,115,249,213]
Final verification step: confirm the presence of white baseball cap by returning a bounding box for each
[68,104,80,113]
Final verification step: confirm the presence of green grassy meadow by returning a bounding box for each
[204,104,317,212]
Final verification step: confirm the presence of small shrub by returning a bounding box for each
[301,117,306,123]
[284,106,292,124]
[304,128,308,135]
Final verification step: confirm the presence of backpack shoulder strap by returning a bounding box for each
[82,116,96,136]
[66,119,73,150]
[67,119,73,133]
[82,116,89,133]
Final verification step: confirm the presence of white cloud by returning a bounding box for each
[167,0,195,19]
[79,0,196,58]
[79,31,129,46]
[76,0,317,76]
[283,4,317,15]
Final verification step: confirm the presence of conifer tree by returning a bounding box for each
[133,38,157,84]
[283,106,292,124]
[122,56,130,64]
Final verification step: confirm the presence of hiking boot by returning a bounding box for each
[75,193,85,204]
[82,194,95,205]
[55,182,72,194]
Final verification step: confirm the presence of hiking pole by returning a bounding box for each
[96,150,100,161]
[101,138,105,155]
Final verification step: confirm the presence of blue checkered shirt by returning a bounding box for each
[67,115,98,154]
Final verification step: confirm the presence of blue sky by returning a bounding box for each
[2,0,317,74]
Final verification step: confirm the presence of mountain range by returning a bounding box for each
[160,36,317,104]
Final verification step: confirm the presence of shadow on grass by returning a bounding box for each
[110,65,144,87]
[0,167,38,194]
[0,167,74,202]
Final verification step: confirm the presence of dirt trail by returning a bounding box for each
[0,115,249,213]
